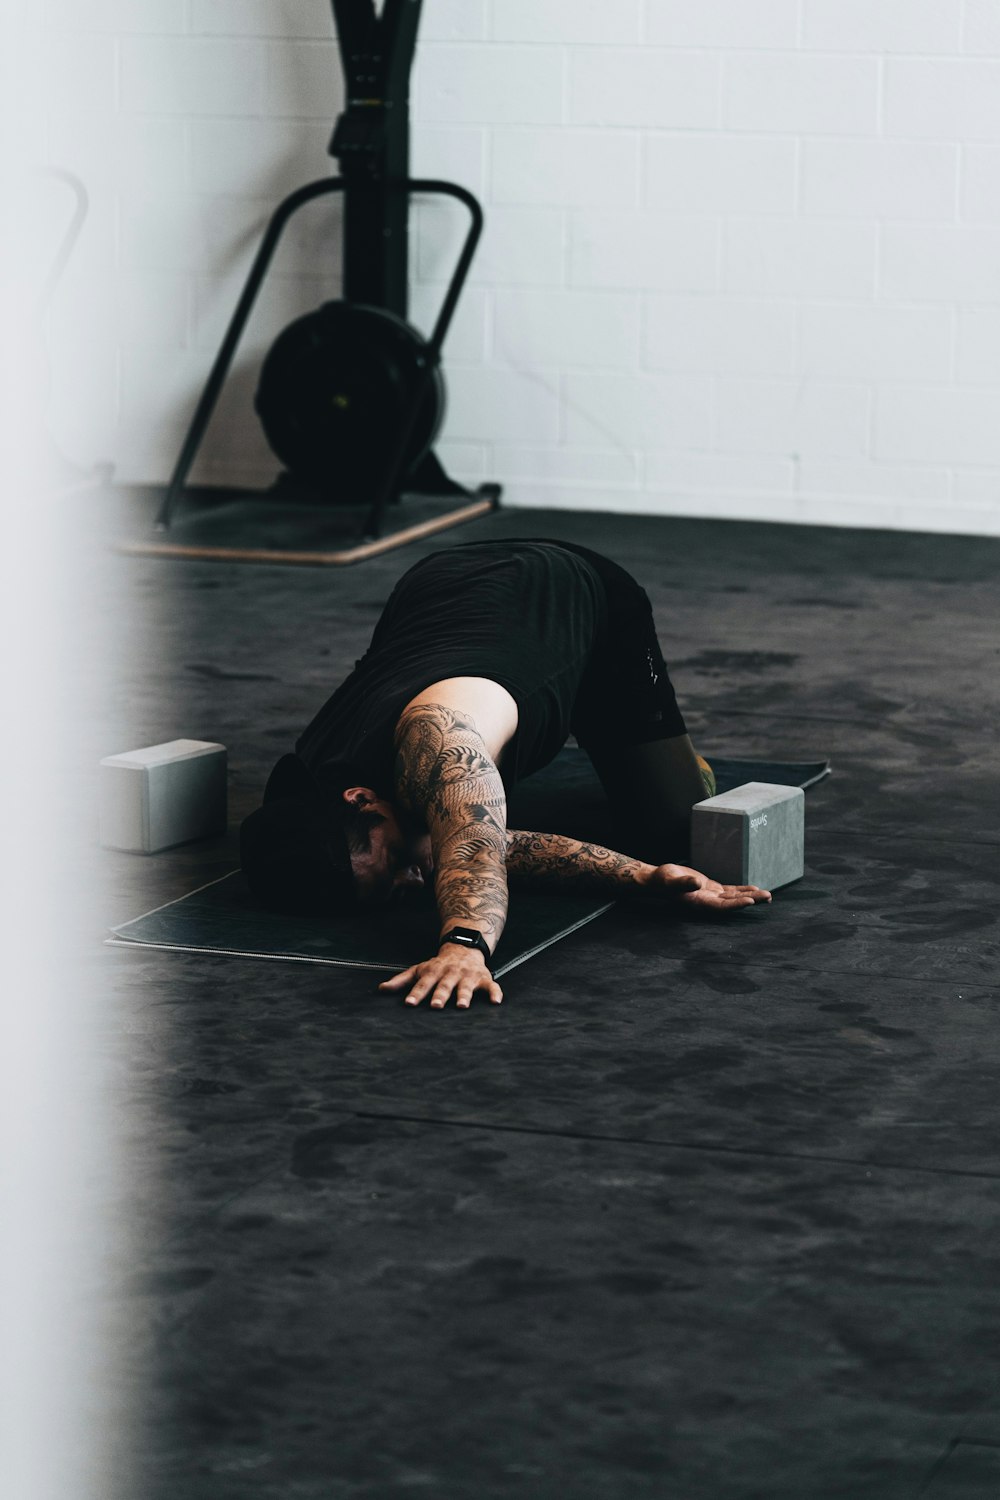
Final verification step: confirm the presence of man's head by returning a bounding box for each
[239,755,433,913]
[339,786,434,906]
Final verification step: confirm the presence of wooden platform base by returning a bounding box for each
[116,486,500,567]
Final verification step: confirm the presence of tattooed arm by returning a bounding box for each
[507,830,772,910]
[378,693,513,1009]
[374,682,768,1014]
[394,700,510,949]
[505,830,654,893]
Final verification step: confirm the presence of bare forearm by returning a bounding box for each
[505,830,655,894]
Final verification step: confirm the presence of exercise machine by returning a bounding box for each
[141,0,499,564]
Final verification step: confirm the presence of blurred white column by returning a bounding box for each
[0,3,121,1497]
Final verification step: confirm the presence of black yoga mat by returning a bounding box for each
[107,872,615,981]
[107,748,830,978]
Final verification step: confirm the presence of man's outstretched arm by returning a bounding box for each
[506,829,772,911]
[379,701,509,1009]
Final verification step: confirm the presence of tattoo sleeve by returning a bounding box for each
[394,703,509,951]
[505,830,654,894]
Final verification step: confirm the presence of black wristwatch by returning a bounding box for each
[440,927,492,968]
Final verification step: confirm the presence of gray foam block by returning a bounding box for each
[99,739,227,853]
[690,781,804,891]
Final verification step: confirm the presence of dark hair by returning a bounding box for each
[239,754,382,915]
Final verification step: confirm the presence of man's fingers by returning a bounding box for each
[429,979,454,1009]
[683,884,772,910]
[452,979,503,1009]
[662,865,772,909]
[717,890,769,908]
[442,977,505,1009]
[411,975,503,1009]
[407,978,440,1007]
[378,966,418,991]
[378,956,502,1009]
[455,982,476,1010]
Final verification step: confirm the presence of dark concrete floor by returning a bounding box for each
[83,493,1000,1499]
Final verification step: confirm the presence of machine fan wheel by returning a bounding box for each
[255,301,446,503]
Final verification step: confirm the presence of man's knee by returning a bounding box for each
[585,734,709,862]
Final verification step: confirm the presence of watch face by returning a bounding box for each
[445,930,485,951]
[442,930,491,969]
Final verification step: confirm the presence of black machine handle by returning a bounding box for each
[415,180,483,358]
[357,180,483,540]
[156,177,483,532]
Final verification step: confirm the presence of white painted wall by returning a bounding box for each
[38,0,1000,535]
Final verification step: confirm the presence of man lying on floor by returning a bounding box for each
[240,538,771,1009]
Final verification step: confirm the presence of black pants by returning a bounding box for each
[556,542,688,750]
[552,541,707,864]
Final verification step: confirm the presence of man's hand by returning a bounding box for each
[378,947,504,1009]
[645,863,772,911]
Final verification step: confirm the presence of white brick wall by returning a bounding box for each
[38,0,1000,533]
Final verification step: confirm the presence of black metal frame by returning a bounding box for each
[155,176,482,536]
[156,0,497,543]
[330,0,422,317]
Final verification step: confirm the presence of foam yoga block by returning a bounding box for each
[690,781,804,891]
[99,739,227,853]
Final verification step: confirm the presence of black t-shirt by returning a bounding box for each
[296,540,608,797]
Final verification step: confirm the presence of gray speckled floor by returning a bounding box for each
[82,492,1000,1499]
